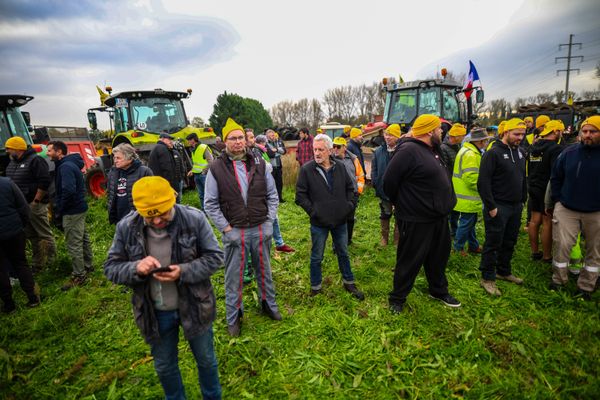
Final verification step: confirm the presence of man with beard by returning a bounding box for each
[148,133,185,203]
[549,116,600,300]
[205,118,281,336]
[477,118,527,296]
[383,114,461,313]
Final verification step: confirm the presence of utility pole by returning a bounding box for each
[556,34,583,103]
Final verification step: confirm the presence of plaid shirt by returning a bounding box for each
[296,135,314,166]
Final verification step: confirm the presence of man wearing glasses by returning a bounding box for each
[205,118,281,336]
[549,115,600,300]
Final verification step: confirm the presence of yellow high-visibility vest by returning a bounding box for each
[191,144,211,173]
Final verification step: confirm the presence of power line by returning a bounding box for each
[556,34,584,102]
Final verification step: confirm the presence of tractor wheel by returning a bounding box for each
[86,165,107,198]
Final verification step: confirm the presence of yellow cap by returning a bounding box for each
[132,176,177,218]
[333,137,347,146]
[349,127,362,139]
[524,116,534,124]
[448,123,466,137]
[539,120,563,137]
[343,126,351,134]
[504,118,527,132]
[5,136,27,151]
[535,115,550,128]
[498,121,506,136]
[222,117,244,140]
[316,128,323,134]
[412,114,441,136]
[385,124,401,138]
[581,115,600,131]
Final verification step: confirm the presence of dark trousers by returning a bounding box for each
[0,231,36,303]
[272,166,283,201]
[449,210,460,236]
[389,218,450,306]
[346,199,358,245]
[480,202,523,281]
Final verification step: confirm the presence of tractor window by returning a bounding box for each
[130,98,186,134]
[4,108,33,145]
[418,88,440,116]
[442,89,459,122]
[386,90,417,124]
[0,111,11,147]
[114,107,129,133]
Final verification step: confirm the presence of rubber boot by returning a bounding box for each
[393,224,400,246]
[380,219,390,246]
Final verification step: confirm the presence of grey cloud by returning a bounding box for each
[0,0,108,21]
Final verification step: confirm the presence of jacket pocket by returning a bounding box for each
[189,284,216,324]
[178,236,197,262]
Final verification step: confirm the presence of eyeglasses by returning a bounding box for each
[333,145,342,149]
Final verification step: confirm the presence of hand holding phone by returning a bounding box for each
[150,266,173,274]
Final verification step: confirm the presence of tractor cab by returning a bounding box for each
[382,77,484,131]
[0,94,36,174]
[319,122,352,140]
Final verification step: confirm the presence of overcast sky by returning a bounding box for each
[1,0,598,129]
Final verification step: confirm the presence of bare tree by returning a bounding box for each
[270,100,295,127]
[292,98,311,128]
[323,86,359,124]
[308,99,324,131]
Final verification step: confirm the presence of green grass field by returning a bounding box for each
[1,187,598,399]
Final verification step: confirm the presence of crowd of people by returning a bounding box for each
[1,113,598,399]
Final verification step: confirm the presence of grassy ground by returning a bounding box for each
[1,187,598,399]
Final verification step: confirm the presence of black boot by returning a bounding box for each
[343,283,365,301]
[2,298,16,314]
[228,313,242,337]
[261,300,282,320]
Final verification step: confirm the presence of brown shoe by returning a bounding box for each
[261,300,282,321]
[61,275,87,292]
[480,279,502,296]
[468,246,483,254]
[497,274,523,285]
[228,315,242,337]
[343,283,365,301]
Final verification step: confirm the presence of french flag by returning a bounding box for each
[463,60,480,99]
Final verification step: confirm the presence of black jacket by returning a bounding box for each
[148,141,183,191]
[440,141,461,177]
[0,177,30,240]
[347,139,365,173]
[106,160,153,224]
[295,159,356,229]
[383,138,456,222]
[371,143,395,200]
[527,139,563,195]
[54,153,87,216]
[477,140,527,210]
[5,148,51,203]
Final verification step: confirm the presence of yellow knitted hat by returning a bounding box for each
[411,114,441,136]
[524,116,534,124]
[535,115,550,129]
[132,176,177,218]
[350,127,362,139]
[385,124,401,138]
[539,120,563,137]
[333,137,347,146]
[504,118,527,132]
[581,115,600,131]
[498,121,506,136]
[5,136,27,151]
[222,117,244,140]
[448,123,466,137]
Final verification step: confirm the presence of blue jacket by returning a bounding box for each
[54,153,88,216]
[346,139,365,173]
[0,177,30,240]
[551,143,600,212]
[371,143,395,200]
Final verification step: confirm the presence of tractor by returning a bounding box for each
[86,87,217,196]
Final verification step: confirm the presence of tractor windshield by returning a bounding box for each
[385,89,417,124]
[129,98,187,134]
[442,89,460,122]
[385,86,461,125]
[0,107,33,149]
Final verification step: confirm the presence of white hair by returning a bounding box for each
[313,134,333,149]
[112,143,139,160]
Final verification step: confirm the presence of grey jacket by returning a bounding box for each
[104,204,223,344]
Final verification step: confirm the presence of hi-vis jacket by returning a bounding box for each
[191,143,212,174]
[452,142,483,213]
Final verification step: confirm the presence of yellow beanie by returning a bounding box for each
[132,176,176,218]
[333,137,347,146]
[222,117,244,140]
[582,115,600,131]
[385,124,401,138]
[524,116,534,124]
[5,136,27,151]
[343,126,351,134]
[504,118,527,132]
[535,115,550,129]
[412,114,441,136]
[448,123,466,137]
[539,120,563,137]
[316,128,323,134]
[350,127,362,139]
[557,120,565,131]
[498,121,506,136]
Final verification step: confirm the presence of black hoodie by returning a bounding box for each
[54,153,87,216]
[527,138,563,195]
[477,140,527,210]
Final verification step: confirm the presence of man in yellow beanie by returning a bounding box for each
[383,114,461,312]
[477,118,527,296]
[104,175,223,398]
[205,117,281,336]
[372,124,402,246]
[549,115,600,300]
[347,127,366,173]
[527,120,564,263]
[5,136,56,273]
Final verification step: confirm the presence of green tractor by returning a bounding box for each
[0,94,40,175]
[381,74,484,132]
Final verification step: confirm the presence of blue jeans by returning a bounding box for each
[309,224,355,290]
[151,310,221,400]
[454,212,479,251]
[194,174,207,209]
[273,217,284,247]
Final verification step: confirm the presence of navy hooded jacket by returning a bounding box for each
[54,153,88,216]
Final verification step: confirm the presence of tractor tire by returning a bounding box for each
[86,165,107,198]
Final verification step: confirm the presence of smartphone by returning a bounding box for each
[150,266,173,274]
